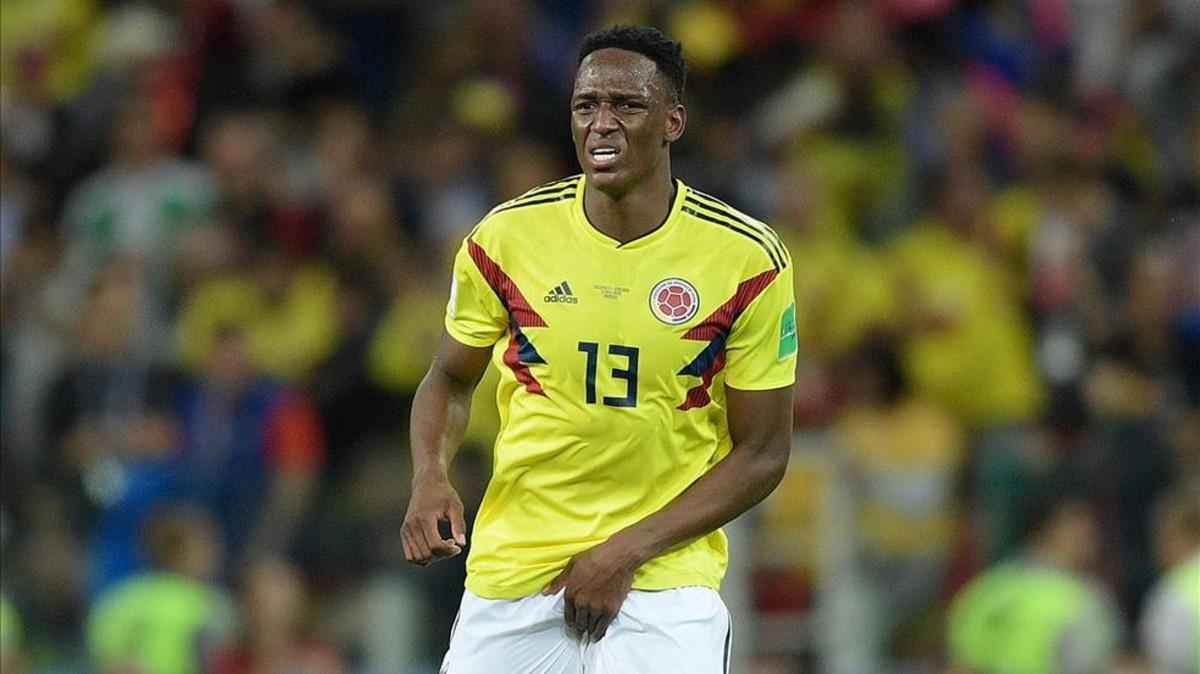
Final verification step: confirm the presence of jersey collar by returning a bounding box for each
[571,176,687,250]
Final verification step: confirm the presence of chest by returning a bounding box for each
[499,244,740,392]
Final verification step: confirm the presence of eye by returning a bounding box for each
[574,101,596,113]
[620,101,646,111]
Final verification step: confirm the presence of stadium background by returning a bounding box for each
[0,0,1197,672]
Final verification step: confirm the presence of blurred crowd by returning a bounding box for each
[0,0,1198,672]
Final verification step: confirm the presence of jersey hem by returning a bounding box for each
[465,575,722,601]
[724,376,797,391]
[445,321,500,348]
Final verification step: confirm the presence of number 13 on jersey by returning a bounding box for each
[578,342,639,407]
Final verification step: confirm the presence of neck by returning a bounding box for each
[1165,543,1200,570]
[1028,545,1078,573]
[583,163,675,244]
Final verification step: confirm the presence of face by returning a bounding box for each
[571,48,685,196]
[177,516,222,580]
[209,329,254,394]
[78,261,144,358]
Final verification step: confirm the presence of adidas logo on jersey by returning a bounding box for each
[544,281,578,304]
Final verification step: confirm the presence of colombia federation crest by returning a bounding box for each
[649,278,700,325]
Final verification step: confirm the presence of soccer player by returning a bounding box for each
[87,505,236,674]
[401,25,797,673]
[946,489,1120,674]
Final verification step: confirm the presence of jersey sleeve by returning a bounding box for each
[445,235,508,348]
[725,264,798,390]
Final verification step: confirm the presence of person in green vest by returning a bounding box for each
[946,487,1120,674]
[0,593,21,674]
[87,504,236,674]
[1140,482,1200,674]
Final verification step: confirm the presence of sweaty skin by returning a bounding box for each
[401,47,793,644]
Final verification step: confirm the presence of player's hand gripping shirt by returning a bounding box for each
[446,175,796,599]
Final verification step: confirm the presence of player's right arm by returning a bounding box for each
[403,233,507,565]
[402,334,491,565]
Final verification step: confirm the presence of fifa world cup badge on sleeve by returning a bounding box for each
[779,303,797,359]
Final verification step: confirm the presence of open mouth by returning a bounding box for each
[589,147,620,170]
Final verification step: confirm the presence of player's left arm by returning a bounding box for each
[623,382,793,555]
[546,261,797,640]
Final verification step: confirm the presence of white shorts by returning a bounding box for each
[440,587,732,674]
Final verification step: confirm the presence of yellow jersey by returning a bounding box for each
[446,175,796,599]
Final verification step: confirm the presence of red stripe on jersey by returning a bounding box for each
[677,269,779,410]
[469,238,548,395]
[683,269,778,341]
[468,239,547,328]
[503,328,546,396]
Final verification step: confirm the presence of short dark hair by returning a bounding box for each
[578,25,687,102]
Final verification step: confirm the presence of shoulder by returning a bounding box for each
[1140,574,1197,645]
[953,562,1020,604]
[152,574,225,609]
[1140,578,1177,620]
[679,185,791,273]
[1144,561,1200,618]
[162,158,216,185]
[471,175,583,241]
[1168,556,1200,589]
[63,169,117,219]
[91,573,161,614]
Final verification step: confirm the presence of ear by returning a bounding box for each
[664,103,686,144]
